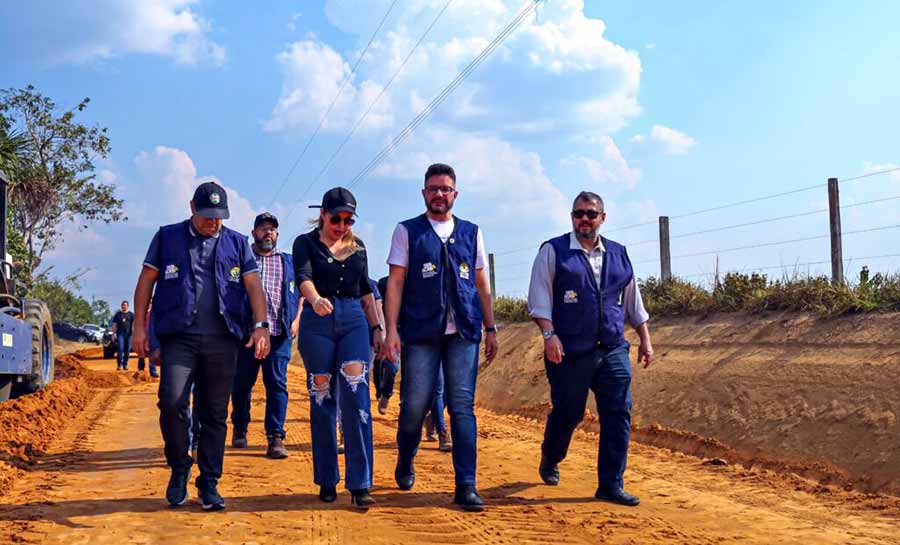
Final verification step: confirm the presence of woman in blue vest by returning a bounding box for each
[292,187,383,509]
[527,191,654,507]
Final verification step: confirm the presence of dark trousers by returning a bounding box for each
[158,333,239,490]
[116,333,132,369]
[137,356,158,376]
[541,341,633,492]
[373,357,399,399]
[231,333,292,439]
[426,363,447,434]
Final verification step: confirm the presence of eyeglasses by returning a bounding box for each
[572,209,601,220]
[424,185,456,195]
[328,215,356,226]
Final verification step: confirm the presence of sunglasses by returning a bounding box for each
[572,209,601,220]
[328,215,355,226]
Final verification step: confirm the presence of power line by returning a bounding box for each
[671,223,900,260]
[284,0,455,221]
[346,0,543,189]
[839,166,900,183]
[681,253,900,279]
[267,0,399,209]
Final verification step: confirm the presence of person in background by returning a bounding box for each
[230,212,301,459]
[111,300,135,371]
[423,366,452,452]
[137,304,159,378]
[373,275,398,415]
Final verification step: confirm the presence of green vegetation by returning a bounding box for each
[494,268,900,323]
[32,276,111,326]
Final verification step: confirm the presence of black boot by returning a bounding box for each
[453,485,484,512]
[350,488,376,509]
[394,458,415,490]
[319,485,337,503]
[539,455,560,486]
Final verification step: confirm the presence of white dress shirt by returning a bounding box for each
[527,232,649,328]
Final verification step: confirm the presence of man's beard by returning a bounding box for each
[427,197,453,215]
[574,223,598,240]
[256,238,276,251]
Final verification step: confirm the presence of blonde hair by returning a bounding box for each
[310,213,359,256]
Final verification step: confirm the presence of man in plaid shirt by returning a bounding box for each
[231,213,302,458]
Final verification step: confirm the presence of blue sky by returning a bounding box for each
[2,0,899,305]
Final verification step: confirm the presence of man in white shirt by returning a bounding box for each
[381,163,499,512]
[527,190,654,507]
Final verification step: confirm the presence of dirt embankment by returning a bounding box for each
[478,312,900,496]
[0,347,141,493]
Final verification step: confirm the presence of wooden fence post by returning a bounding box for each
[828,177,844,285]
[659,216,672,281]
[488,252,496,299]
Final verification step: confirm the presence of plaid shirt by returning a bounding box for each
[254,248,284,336]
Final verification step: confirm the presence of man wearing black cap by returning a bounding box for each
[230,212,301,459]
[133,181,271,511]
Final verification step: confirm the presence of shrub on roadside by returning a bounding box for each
[493,295,531,323]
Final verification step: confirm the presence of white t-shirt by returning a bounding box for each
[387,217,488,335]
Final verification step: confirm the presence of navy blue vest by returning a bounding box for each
[399,214,484,344]
[241,252,299,338]
[152,220,249,340]
[548,233,633,355]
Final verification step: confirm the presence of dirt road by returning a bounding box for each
[1,351,898,545]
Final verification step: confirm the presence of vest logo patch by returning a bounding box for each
[459,262,470,280]
[164,264,179,280]
[229,266,241,282]
[422,262,437,279]
[564,290,578,304]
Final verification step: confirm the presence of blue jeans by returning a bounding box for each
[231,334,292,438]
[298,298,373,490]
[116,333,132,368]
[397,335,480,486]
[541,342,632,491]
[427,365,447,434]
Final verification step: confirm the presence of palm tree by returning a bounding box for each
[0,126,31,177]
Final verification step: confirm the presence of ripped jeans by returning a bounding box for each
[298,298,374,490]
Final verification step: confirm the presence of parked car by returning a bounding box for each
[81,324,104,344]
[52,322,90,343]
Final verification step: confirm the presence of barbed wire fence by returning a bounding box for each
[488,167,900,298]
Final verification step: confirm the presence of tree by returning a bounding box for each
[0,85,125,293]
[90,298,112,327]
[32,277,94,325]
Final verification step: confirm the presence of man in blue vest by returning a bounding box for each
[527,191,654,507]
[132,181,271,512]
[382,163,499,512]
[230,212,301,459]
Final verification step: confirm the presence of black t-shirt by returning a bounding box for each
[292,230,373,299]
[112,311,134,335]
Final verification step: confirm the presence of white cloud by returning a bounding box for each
[650,125,697,155]
[371,126,570,232]
[10,0,225,66]
[561,136,641,190]
[645,43,657,50]
[630,134,645,143]
[287,12,303,32]
[270,0,642,137]
[128,146,257,232]
[863,162,900,182]
[264,40,394,133]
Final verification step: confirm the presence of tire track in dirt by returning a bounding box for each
[1,353,899,544]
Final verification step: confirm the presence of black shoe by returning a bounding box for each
[199,485,226,511]
[319,485,337,503]
[539,456,560,486]
[231,432,248,449]
[166,469,191,506]
[394,459,415,490]
[594,487,640,507]
[453,485,485,512]
[350,488,376,510]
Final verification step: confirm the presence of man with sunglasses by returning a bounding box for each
[382,162,499,512]
[527,191,653,507]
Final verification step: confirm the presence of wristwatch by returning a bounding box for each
[253,321,270,331]
[541,329,555,340]
[485,325,498,333]
[370,323,384,334]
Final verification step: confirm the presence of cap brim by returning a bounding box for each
[327,206,358,216]
[197,208,230,219]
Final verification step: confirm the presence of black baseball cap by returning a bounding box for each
[192,181,230,219]
[254,212,279,229]
[309,187,358,216]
